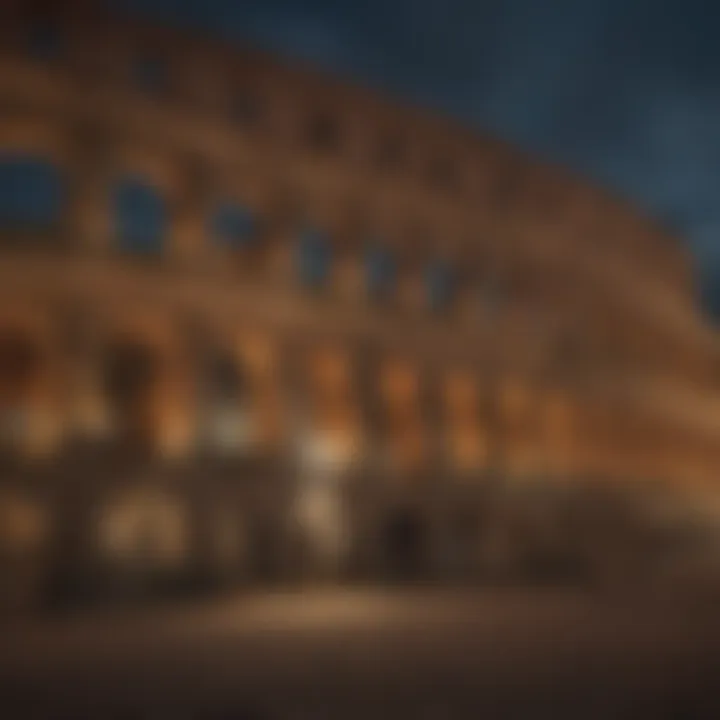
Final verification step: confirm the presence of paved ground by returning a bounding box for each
[3,587,720,718]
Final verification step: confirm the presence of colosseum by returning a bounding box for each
[0,0,719,608]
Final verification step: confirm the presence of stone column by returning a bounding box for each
[62,310,112,443]
[419,370,445,481]
[397,249,428,312]
[22,324,66,460]
[287,344,358,580]
[541,391,574,482]
[169,156,209,267]
[264,187,300,284]
[151,317,200,462]
[67,123,113,254]
[442,372,488,478]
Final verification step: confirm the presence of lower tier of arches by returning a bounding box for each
[0,445,718,614]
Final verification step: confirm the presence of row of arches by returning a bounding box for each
[0,311,714,487]
[12,13,491,202]
[0,153,462,308]
[0,316,578,479]
[0,153,165,253]
[1,8,696,323]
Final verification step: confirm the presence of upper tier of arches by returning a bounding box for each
[0,0,697,305]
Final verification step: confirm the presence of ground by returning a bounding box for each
[3,587,720,718]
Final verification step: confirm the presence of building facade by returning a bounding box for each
[0,0,719,607]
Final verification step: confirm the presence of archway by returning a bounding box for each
[114,177,166,256]
[0,326,45,451]
[203,350,256,453]
[103,340,160,450]
[93,486,190,598]
[0,154,63,234]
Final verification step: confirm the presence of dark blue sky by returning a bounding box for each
[113,0,720,316]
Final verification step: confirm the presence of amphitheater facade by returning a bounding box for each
[0,0,719,605]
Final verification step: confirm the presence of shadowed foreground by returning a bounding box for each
[3,588,720,718]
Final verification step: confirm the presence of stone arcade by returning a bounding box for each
[0,0,719,608]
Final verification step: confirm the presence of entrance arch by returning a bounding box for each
[103,339,161,450]
[202,349,256,453]
[0,325,46,451]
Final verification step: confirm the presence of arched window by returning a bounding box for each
[0,154,63,232]
[211,201,256,249]
[114,177,166,255]
[425,261,455,311]
[365,245,395,299]
[297,228,331,288]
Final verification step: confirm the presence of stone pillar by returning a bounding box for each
[236,332,285,452]
[63,311,111,442]
[264,188,299,284]
[442,372,488,477]
[169,156,209,266]
[418,370,446,480]
[154,346,197,462]
[22,328,66,459]
[397,249,427,312]
[68,124,113,254]
[496,375,539,481]
[541,391,574,482]
[379,358,427,479]
[288,345,361,579]
[334,244,363,300]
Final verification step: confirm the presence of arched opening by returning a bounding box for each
[425,260,455,312]
[365,244,396,300]
[210,201,256,250]
[381,362,425,473]
[103,340,160,450]
[114,177,166,256]
[94,486,189,596]
[0,327,44,450]
[296,228,331,289]
[203,351,255,453]
[383,507,428,581]
[0,154,63,234]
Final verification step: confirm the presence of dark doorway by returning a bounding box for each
[206,353,245,404]
[383,508,428,581]
[0,328,42,405]
[0,328,43,454]
[104,341,158,447]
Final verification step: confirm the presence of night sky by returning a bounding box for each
[112,0,720,319]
